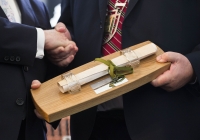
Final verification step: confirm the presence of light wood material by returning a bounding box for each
[31,41,170,122]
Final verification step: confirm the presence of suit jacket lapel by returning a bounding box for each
[99,0,108,23]
[16,0,35,25]
[125,0,139,19]
[0,6,7,19]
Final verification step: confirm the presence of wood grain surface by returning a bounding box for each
[31,41,170,122]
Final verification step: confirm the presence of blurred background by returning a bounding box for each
[40,1,71,140]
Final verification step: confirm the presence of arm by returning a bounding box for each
[186,44,200,85]
[185,45,200,96]
[0,17,37,66]
[0,17,77,67]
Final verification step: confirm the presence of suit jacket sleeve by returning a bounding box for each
[186,44,200,87]
[59,0,74,40]
[0,17,37,67]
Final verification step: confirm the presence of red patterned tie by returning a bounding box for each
[102,0,128,56]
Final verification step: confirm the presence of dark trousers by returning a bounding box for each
[89,110,132,140]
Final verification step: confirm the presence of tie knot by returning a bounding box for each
[102,0,128,56]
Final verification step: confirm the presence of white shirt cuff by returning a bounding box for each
[36,28,45,59]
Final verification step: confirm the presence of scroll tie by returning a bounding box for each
[95,58,133,86]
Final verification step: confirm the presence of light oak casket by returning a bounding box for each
[31,41,170,122]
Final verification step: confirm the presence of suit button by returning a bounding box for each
[4,56,9,61]
[16,98,24,106]
[16,56,21,62]
[10,56,15,61]
[23,66,29,72]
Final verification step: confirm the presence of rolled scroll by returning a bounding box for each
[58,42,157,93]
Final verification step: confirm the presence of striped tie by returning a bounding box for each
[0,0,16,22]
[102,0,128,56]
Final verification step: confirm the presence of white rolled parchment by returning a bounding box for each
[58,43,157,93]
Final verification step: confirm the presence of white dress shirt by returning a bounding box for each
[0,0,45,59]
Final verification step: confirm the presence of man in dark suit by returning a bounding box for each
[56,0,200,139]
[0,0,78,140]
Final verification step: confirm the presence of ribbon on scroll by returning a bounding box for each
[57,42,157,93]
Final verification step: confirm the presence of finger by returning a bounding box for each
[47,46,65,55]
[31,80,41,89]
[34,109,43,119]
[151,70,171,87]
[156,52,179,63]
[63,44,78,56]
[47,44,77,58]
[64,40,76,48]
[55,55,75,67]
[47,48,72,61]
[54,40,76,52]
[49,54,76,66]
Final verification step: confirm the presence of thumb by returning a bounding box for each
[156,52,177,63]
[55,22,67,33]
[31,80,41,89]
[55,22,72,40]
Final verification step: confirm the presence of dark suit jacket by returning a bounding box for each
[0,0,51,140]
[59,0,200,140]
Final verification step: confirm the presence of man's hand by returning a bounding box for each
[31,80,44,119]
[151,52,194,91]
[44,24,78,67]
[55,22,72,40]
